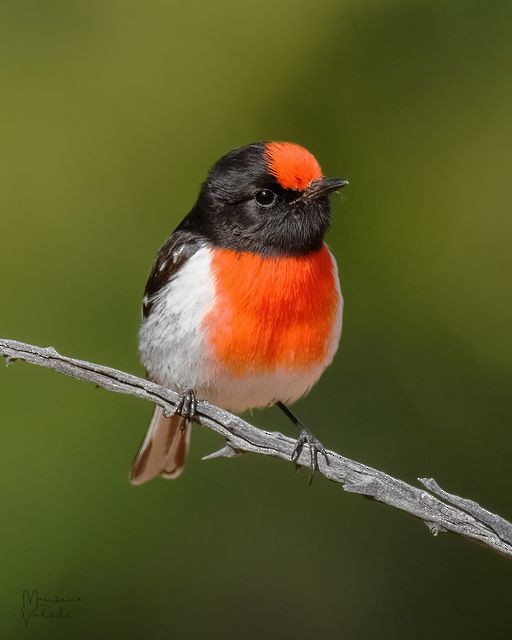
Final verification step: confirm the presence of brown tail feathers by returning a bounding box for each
[130,406,191,485]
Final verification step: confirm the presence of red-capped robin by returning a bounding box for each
[131,142,348,484]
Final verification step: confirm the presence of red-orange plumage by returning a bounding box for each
[204,245,339,375]
[265,142,323,191]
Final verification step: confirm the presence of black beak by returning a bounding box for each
[304,177,349,201]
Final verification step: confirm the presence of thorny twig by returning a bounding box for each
[1,338,511,558]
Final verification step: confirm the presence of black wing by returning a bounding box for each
[142,230,202,319]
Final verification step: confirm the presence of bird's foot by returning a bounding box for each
[291,429,329,484]
[173,389,197,429]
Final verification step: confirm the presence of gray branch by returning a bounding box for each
[1,337,511,559]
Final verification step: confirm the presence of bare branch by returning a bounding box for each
[1,338,511,558]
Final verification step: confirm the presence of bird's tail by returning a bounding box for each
[130,406,191,485]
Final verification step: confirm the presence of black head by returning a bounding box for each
[178,142,348,256]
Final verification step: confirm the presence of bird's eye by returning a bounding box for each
[255,189,277,207]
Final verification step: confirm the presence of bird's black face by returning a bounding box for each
[178,142,347,256]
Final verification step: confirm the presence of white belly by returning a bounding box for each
[139,247,215,393]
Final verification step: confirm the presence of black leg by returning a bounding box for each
[276,401,329,482]
[276,401,305,429]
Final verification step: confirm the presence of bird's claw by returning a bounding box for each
[291,428,329,484]
[173,389,197,428]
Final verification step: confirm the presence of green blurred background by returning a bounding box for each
[1,0,511,637]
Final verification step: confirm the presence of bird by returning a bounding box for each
[130,141,348,485]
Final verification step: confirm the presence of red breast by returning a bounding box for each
[203,244,340,375]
